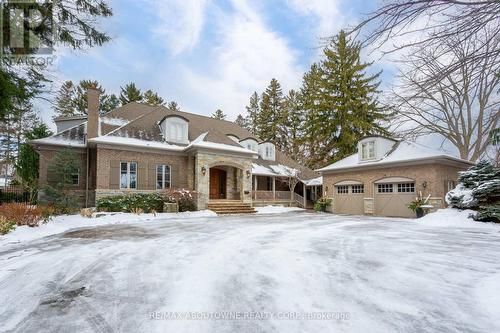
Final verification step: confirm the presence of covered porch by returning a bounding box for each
[250,175,322,208]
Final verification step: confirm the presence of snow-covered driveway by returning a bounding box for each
[1,212,499,333]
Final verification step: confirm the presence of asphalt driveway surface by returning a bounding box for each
[1,212,499,332]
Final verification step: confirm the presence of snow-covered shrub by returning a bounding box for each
[0,203,43,227]
[446,161,500,222]
[162,189,198,212]
[0,216,16,235]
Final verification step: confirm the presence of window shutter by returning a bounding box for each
[109,160,120,189]
[138,163,147,190]
[148,163,157,190]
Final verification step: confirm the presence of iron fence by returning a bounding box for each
[0,186,30,205]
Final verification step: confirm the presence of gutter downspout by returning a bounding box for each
[85,143,89,208]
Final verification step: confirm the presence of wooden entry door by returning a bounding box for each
[209,168,227,199]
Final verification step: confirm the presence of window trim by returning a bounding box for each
[377,183,393,193]
[397,182,415,193]
[361,141,376,160]
[120,161,137,190]
[156,164,171,190]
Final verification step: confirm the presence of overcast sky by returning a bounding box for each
[39,0,394,125]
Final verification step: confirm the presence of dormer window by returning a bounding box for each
[361,141,375,160]
[161,116,189,144]
[258,142,275,161]
[239,138,259,152]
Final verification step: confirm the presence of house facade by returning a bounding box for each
[317,135,473,217]
[32,89,320,210]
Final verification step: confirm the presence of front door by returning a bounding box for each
[209,168,227,199]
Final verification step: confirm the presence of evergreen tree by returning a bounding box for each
[283,90,304,159]
[258,79,285,149]
[143,90,165,106]
[300,63,327,168]
[245,92,260,134]
[73,80,105,114]
[212,109,227,120]
[119,82,143,105]
[167,101,181,112]
[101,94,120,113]
[43,148,81,211]
[234,114,249,130]
[446,161,500,222]
[54,81,76,118]
[301,30,388,168]
[16,122,52,202]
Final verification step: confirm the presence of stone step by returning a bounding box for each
[207,201,256,215]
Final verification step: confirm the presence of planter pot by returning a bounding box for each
[415,208,424,218]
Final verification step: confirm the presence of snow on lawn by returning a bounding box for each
[254,205,305,214]
[418,208,497,228]
[0,210,217,246]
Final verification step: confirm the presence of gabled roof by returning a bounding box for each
[317,140,473,172]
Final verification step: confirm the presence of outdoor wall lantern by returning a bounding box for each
[422,181,428,189]
[246,170,251,178]
[201,166,207,176]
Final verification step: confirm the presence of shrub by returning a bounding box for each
[97,193,165,213]
[0,216,16,235]
[0,203,43,227]
[314,197,332,212]
[163,189,198,212]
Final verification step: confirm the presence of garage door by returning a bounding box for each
[374,180,416,217]
[333,183,364,215]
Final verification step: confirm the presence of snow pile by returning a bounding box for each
[0,210,217,245]
[255,205,304,214]
[418,208,497,228]
[446,183,475,207]
[101,117,129,126]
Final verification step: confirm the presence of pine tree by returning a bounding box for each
[119,82,143,105]
[234,114,249,130]
[258,79,285,148]
[301,30,388,168]
[212,109,227,120]
[73,80,105,114]
[283,89,304,159]
[300,63,327,168]
[144,90,165,106]
[101,94,120,113]
[245,92,260,134]
[167,101,181,112]
[54,81,76,118]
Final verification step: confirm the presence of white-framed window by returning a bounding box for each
[337,185,349,194]
[120,162,137,189]
[377,183,393,193]
[361,141,376,160]
[352,185,364,193]
[397,182,415,193]
[163,117,188,143]
[156,164,171,190]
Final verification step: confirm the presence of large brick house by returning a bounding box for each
[317,135,472,217]
[31,89,321,210]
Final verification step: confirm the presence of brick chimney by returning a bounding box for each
[86,88,100,139]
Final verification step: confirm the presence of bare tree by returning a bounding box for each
[390,29,499,161]
[351,0,500,80]
[281,166,302,207]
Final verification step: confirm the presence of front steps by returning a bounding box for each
[207,200,256,215]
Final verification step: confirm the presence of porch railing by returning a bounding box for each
[251,190,305,208]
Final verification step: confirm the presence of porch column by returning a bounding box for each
[254,175,257,200]
[303,183,307,208]
[272,177,276,200]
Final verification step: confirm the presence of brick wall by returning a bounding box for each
[95,148,190,200]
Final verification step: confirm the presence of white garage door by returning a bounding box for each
[333,184,365,215]
[374,181,416,217]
